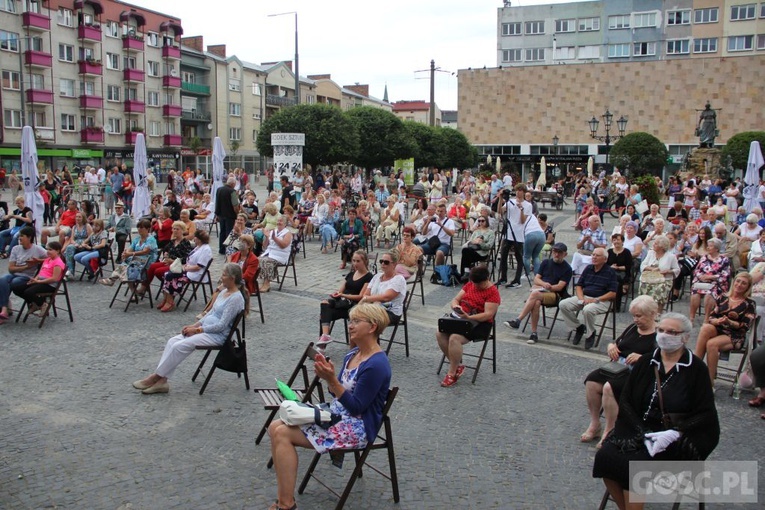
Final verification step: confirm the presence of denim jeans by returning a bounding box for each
[0,228,19,254]
[74,250,100,273]
[0,273,31,308]
[523,230,546,275]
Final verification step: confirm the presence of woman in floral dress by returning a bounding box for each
[689,237,731,322]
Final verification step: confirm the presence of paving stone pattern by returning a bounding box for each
[0,184,763,509]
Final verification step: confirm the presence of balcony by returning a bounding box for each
[122,35,144,51]
[24,50,53,68]
[80,128,104,144]
[26,89,54,104]
[163,104,182,117]
[164,134,182,146]
[123,68,145,82]
[125,131,141,144]
[23,11,51,31]
[78,24,102,41]
[124,99,145,113]
[162,75,181,88]
[180,109,211,122]
[78,60,102,75]
[162,45,181,59]
[266,94,297,107]
[181,81,210,95]
[79,94,103,109]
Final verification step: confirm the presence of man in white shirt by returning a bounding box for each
[414,202,455,266]
[502,172,513,188]
[498,184,533,287]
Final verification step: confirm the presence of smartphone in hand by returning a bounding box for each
[452,306,464,315]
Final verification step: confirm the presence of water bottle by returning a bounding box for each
[733,382,741,400]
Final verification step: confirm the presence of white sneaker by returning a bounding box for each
[316,334,332,350]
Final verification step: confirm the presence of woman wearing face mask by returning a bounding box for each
[593,313,720,510]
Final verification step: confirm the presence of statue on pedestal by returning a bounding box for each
[696,102,718,148]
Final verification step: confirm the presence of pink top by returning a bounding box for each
[39,256,66,280]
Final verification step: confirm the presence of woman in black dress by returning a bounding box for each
[593,312,719,510]
[582,295,657,447]
[317,249,373,349]
[607,233,633,311]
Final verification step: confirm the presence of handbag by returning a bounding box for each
[438,314,478,336]
[168,258,183,274]
[635,199,649,214]
[427,221,445,251]
[278,400,341,429]
[327,296,353,310]
[598,361,629,380]
[692,281,714,291]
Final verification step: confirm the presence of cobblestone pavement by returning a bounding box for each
[0,183,763,509]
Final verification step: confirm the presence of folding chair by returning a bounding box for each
[250,267,265,324]
[319,311,350,344]
[207,215,219,236]
[78,238,114,284]
[298,387,400,510]
[437,321,496,383]
[717,316,759,395]
[191,310,248,395]
[380,291,410,357]
[541,299,614,345]
[406,256,426,306]
[176,258,214,312]
[109,261,154,312]
[15,277,74,328]
[274,246,298,291]
[253,343,327,445]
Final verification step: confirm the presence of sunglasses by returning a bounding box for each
[477,219,486,223]
[379,259,392,265]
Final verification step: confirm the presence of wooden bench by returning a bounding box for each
[531,190,564,210]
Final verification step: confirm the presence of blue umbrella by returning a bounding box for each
[21,126,44,237]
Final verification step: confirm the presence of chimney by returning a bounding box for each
[207,44,226,58]
[181,35,203,52]
[307,74,331,80]
[344,84,369,97]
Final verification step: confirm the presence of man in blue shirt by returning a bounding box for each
[558,247,617,350]
[503,243,572,344]
[374,182,390,204]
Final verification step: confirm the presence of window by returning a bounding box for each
[525,21,544,34]
[164,122,175,135]
[578,45,601,59]
[149,121,160,136]
[252,129,258,142]
[106,21,119,37]
[608,43,630,58]
[80,80,95,96]
[762,4,765,18]
[58,43,74,62]
[123,55,137,70]
[26,0,40,13]
[106,85,120,102]
[666,39,690,54]
[728,35,754,51]
[28,36,42,51]
[758,34,765,50]
[2,70,20,89]
[633,42,656,56]
[694,38,718,53]
[147,90,159,106]
[0,0,16,14]
[578,17,600,31]
[229,102,241,116]
[28,73,44,89]
[229,79,241,91]
[731,4,756,21]
[162,35,174,47]
[125,118,137,131]
[146,32,159,47]
[252,109,262,120]
[163,63,176,76]
[60,113,76,131]
[147,61,160,77]
[609,15,630,29]
[182,71,195,83]
[501,22,521,36]
[125,87,138,100]
[163,92,174,105]
[252,82,262,95]
[32,111,46,128]
[633,13,657,28]
[107,118,121,134]
[78,46,94,61]
[0,30,19,52]
[57,7,72,27]
[106,53,119,70]
[554,46,575,60]
[667,10,691,25]
[4,109,22,128]
[501,49,522,62]
[59,79,75,97]
[555,19,575,33]
[525,48,545,61]
[80,115,95,128]
[82,13,93,25]
[694,7,718,24]
[229,127,241,141]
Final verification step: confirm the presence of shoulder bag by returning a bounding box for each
[427,221,445,251]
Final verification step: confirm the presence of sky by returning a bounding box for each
[127,0,571,111]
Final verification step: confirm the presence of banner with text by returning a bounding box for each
[394,158,416,186]
[271,133,305,177]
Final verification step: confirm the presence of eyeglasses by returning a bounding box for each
[379,259,392,265]
[476,219,486,223]
[657,327,686,336]
[349,318,372,325]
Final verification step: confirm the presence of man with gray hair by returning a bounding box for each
[559,247,618,350]
[214,176,240,255]
[713,222,739,271]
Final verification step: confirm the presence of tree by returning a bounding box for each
[401,121,446,168]
[256,104,359,168]
[608,132,669,177]
[721,131,765,171]
[439,127,478,169]
[345,107,415,170]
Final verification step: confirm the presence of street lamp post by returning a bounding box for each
[268,11,299,105]
[587,109,628,165]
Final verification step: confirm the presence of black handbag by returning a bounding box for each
[598,361,629,380]
[214,339,247,373]
[327,297,353,310]
[427,235,442,251]
[438,315,478,336]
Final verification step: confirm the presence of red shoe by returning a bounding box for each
[455,365,466,380]
[440,374,458,387]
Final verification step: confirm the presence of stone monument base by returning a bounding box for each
[680,147,724,180]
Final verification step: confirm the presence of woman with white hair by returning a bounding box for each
[622,221,643,260]
[643,217,666,249]
[639,235,680,313]
[734,213,763,268]
[690,237,731,322]
[593,312,719,510]
[258,215,293,293]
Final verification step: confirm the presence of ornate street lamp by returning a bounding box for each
[588,109,627,165]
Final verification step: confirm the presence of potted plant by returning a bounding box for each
[131,126,144,133]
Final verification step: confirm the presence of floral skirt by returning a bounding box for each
[301,399,367,453]
[639,280,671,308]
[162,272,189,296]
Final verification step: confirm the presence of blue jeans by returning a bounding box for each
[0,273,31,308]
[0,228,19,254]
[523,230,545,275]
[74,250,100,273]
[319,223,337,249]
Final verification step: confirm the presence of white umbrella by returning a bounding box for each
[536,156,547,190]
[20,126,44,237]
[132,133,151,220]
[495,156,501,173]
[211,136,227,206]
[743,141,765,213]
[587,156,594,178]
[486,154,491,166]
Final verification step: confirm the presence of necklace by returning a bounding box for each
[643,370,675,422]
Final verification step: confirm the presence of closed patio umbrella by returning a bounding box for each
[211,137,227,206]
[20,126,44,237]
[587,156,594,178]
[743,141,764,213]
[536,156,547,190]
[132,133,151,220]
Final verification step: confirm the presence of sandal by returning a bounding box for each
[99,278,115,286]
[748,396,765,408]
[160,303,176,313]
[455,365,466,380]
[440,374,458,387]
[580,426,602,443]
[269,502,297,510]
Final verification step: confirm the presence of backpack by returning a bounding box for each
[432,264,460,287]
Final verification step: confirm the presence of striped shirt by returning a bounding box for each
[577,264,618,298]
